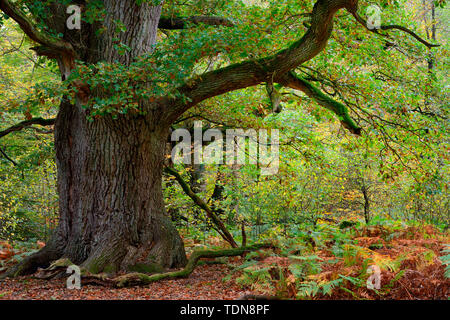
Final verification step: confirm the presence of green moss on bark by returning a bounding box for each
[126,263,164,274]
[114,243,273,287]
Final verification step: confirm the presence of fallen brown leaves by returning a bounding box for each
[0,241,43,274]
[0,263,251,300]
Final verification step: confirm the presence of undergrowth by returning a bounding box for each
[223,217,449,300]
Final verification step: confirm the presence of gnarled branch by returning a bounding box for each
[0,0,75,56]
[348,8,440,48]
[0,117,56,139]
[114,243,273,287]
[163,0,352,125]
[162,0,438,132]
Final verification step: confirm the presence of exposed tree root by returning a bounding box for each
[0,245,60,279]
[112,244,273,287]
[1,244,273,288]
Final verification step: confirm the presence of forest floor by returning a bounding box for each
[0,221,449,300]
[0,264,250,300]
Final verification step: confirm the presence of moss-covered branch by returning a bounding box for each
[164,0,356,124]
[4,245,273,287]
[279,71,361,135]
[113,243,272,287]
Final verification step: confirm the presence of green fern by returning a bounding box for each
[296,278,344,298]
[235,266,273,291]
[288,255,323,275]
[222,260,257,283]
[321,278,344,296]
[339,274,364,287]
[440,244,450,279]
[296,281,321,298]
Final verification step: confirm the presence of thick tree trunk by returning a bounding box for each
[5,98,187,277]
[54,100,186,273]
[3,1,187,277]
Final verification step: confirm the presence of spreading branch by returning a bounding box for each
[0,117,56,139]
[158,16,234,29]
[163,0,358,127]
[162,0,439,131]
[349,8,440,48]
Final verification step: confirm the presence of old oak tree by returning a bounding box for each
[0,0,438,279]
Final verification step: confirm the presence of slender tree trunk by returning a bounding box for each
[362,187,370,224]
